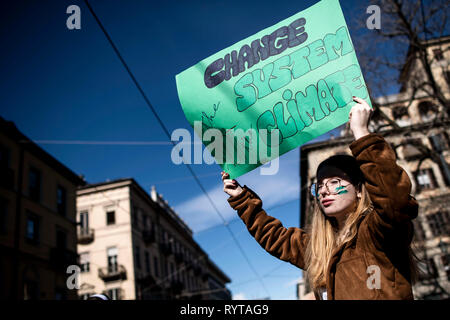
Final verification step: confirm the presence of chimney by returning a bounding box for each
[150,185,157,202]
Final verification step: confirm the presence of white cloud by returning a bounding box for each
[283,277,303,288]
[232,292,246,300]
[175,150,300,233]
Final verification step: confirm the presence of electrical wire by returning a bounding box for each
[82,0,271,298]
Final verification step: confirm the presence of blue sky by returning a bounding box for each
[1,0,380,299]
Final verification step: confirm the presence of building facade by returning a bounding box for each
[0,117,85,300]
[297,36,450,299]
[76,178,231,300]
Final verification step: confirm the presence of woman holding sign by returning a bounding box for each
[221,97,418,300]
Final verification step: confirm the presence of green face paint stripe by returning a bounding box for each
[336,190,348,195]
[335,186,346,191]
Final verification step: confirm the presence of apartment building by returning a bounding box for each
[0,117,85,300]
[76,178,231,300]
[297,36,450,299]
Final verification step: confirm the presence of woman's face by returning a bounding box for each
[317,177,360,217]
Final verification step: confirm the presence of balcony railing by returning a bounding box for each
[50,248,78,270]
[77,228,95,244]
[98,265,127,282]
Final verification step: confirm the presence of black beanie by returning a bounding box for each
[316,154,365,186]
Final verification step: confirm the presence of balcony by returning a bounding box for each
[142,229,155,244]
[77,228,94,245]
[159,243,172,256]
[50,248,78,270]
[98,265,127,282]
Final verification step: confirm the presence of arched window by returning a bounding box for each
[392,106,411,126]
[418,101,438,122]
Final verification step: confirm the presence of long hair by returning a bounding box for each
[304,183,419,290]
[304,183,373,289]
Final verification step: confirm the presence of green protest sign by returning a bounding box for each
[176,0,372,179]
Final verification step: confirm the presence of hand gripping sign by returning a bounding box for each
[176,0,372,179]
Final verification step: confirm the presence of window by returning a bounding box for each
[418,258,438,281]
[80,293,94,300]
[25,213,40,244]
[132,206,139,228]
[79,252,90,272]
[441,254,450,281]
[426,211,450,237]
[163,258,168,277]
[55,287,67,300]
[445,71,450,89]
[106,210,115,225]
[184,270,188,288]
[79,211,89,233]
[28,167,41,202]
[433,48,444,61]
[168,262,173,280]
[145,251,151,274]
[23,280,39,300]
[107,247,118,273]
[143,215,149,229]
[174,240,179,255]
[402,138,422,161]
[392,106,410,126]
[56,229,67,249]
[135,245,141,269]
[0,145,10,168]
[429,132,449,153]
[413,220,426,242]
[164,230,169,245]
[415,168,437,190]
[153,256,159,277]
[172,262,177,281]
[0,197,7,234]
[56,185,66,216]
[106,288,121,300]
[0,145,14,189]
[418,101,438,122]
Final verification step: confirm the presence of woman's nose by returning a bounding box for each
[318,188,328,197]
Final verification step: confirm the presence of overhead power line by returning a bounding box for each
[83,0,271,298]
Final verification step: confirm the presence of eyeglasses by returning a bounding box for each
[310,178,350,198]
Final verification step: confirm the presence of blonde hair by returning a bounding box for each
[304,183,373,289]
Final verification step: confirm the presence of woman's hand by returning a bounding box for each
[349,96,373,140]
[221,171,243,197]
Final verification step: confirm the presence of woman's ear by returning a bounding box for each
[356,184,362,199]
